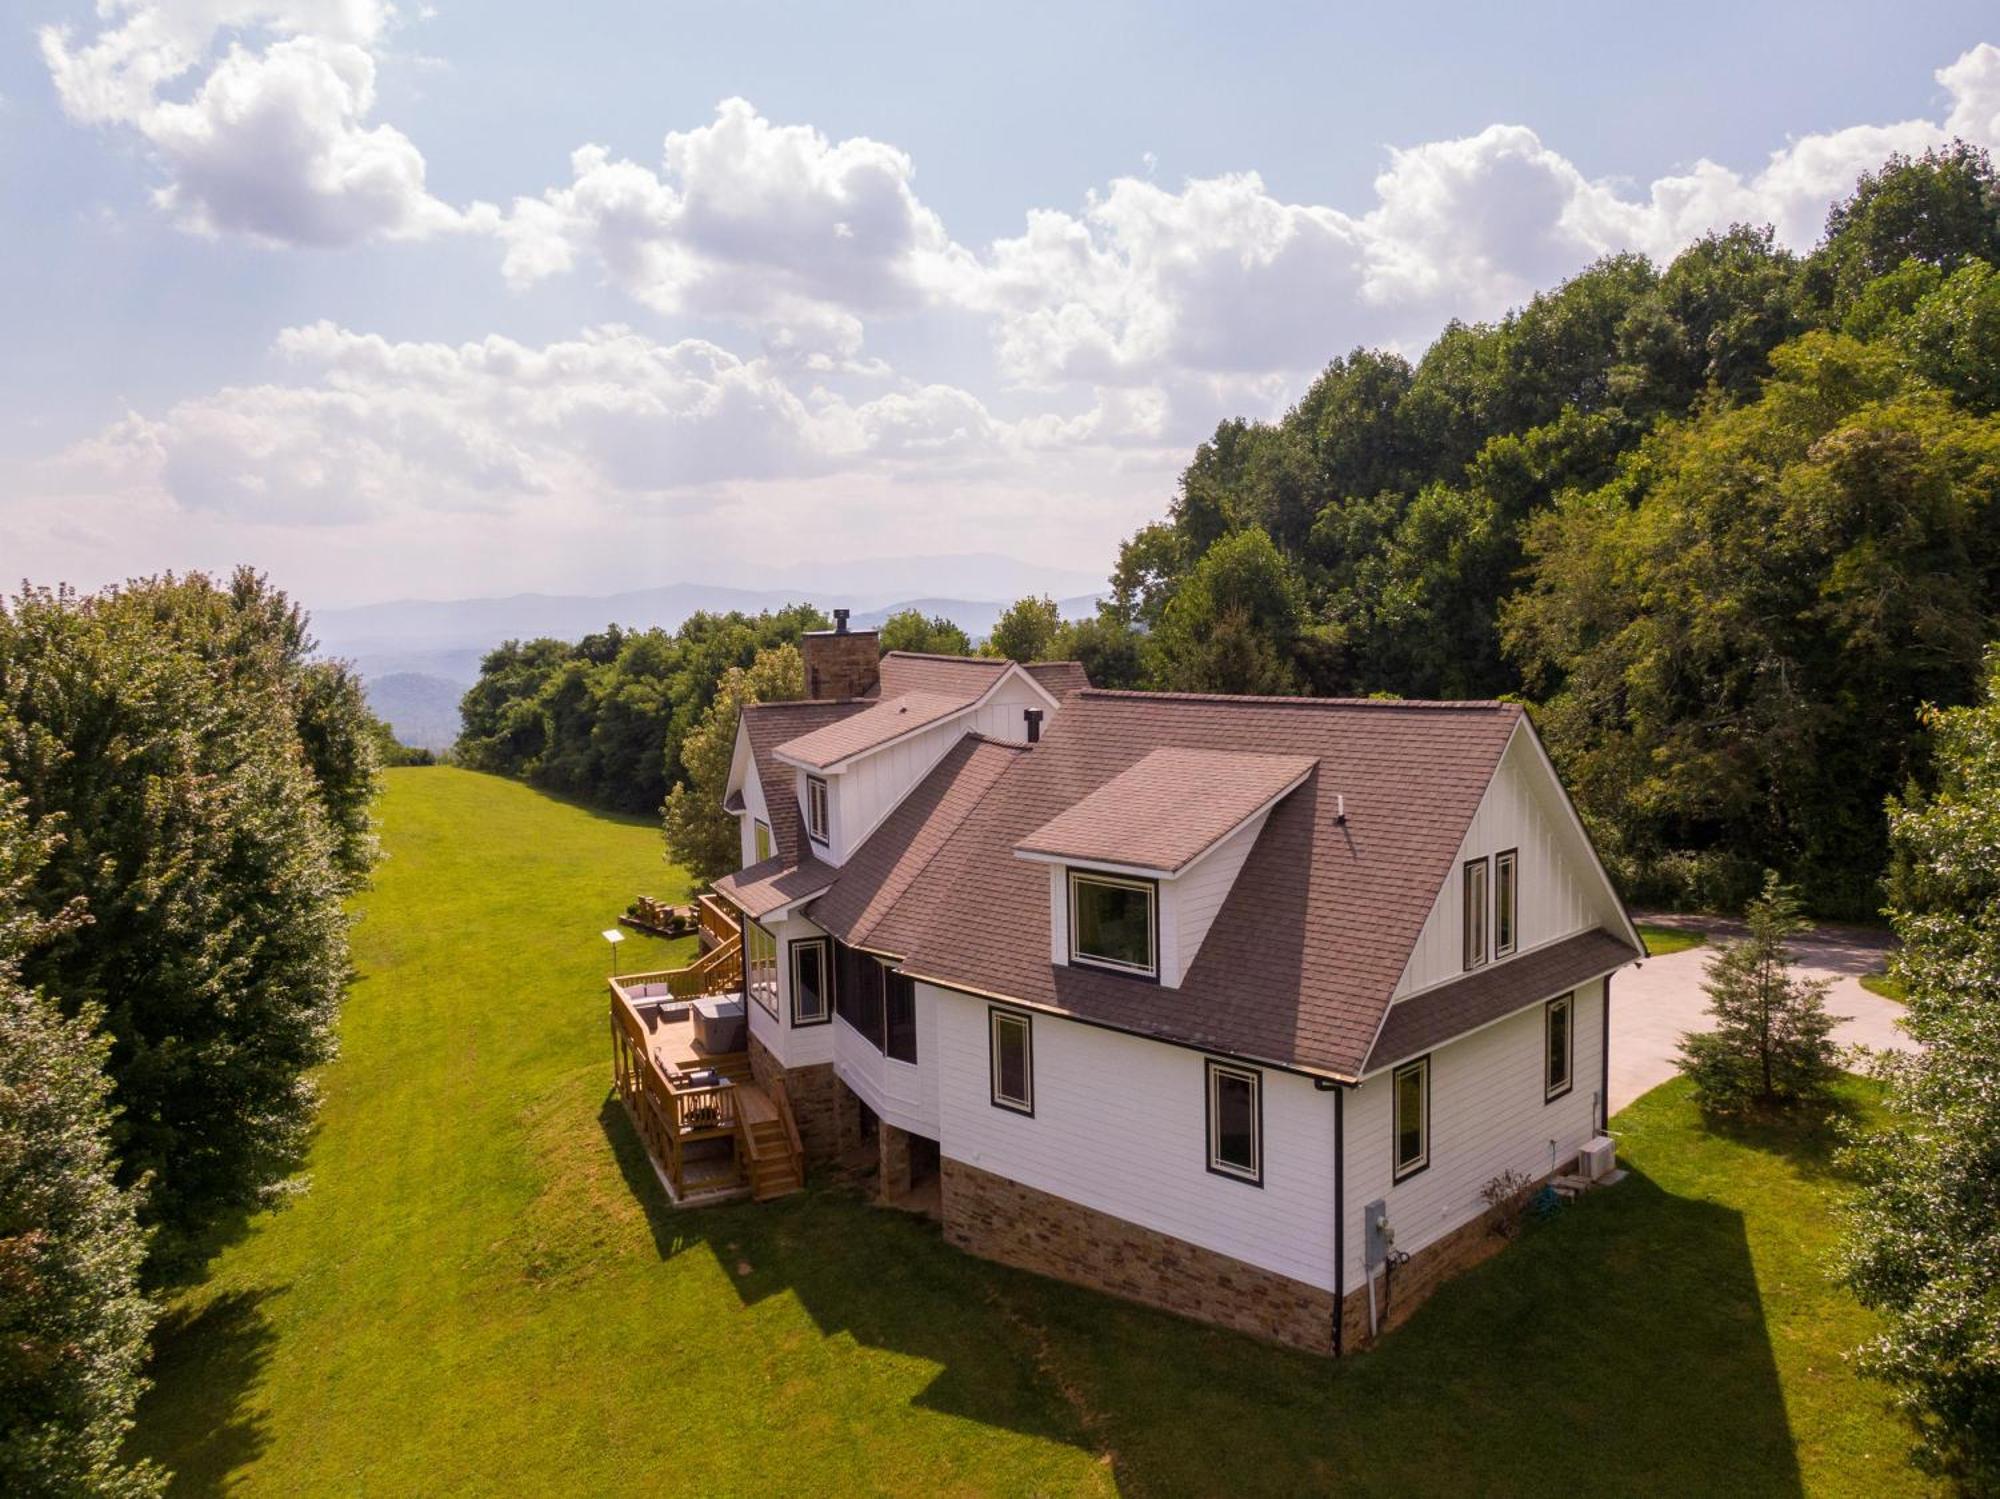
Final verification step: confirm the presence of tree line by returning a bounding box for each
[0,572,383,1495]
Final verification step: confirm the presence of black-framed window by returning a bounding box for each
[790,936,832,1027]
[835,941,884,1048]
[1495,848,1518,957]
[885,968,918,1064]
[1068,870,1157,977]
[805,775,830,844]
[1545,992,1574,1102]
[1393,1055,1430,1180]
[989,1008,1033,1114]
[1463,857,1489,971]
[745,919,779,1018]
[1205,1061,1263,1185]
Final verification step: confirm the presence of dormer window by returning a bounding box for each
[1068,871,1157,978]
[805,775,829,844]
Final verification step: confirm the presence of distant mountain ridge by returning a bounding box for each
[322,555,1108,752]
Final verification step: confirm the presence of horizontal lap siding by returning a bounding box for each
[1343,977,1604,1286]
[832,1005,939,1138]
[1395,731,1603,999]
[928,983,1338,1291]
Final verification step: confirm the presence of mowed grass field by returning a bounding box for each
[129,768,1932,1496]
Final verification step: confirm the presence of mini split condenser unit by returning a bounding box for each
[1580,1135,1617,1181]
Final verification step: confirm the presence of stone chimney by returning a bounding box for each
[801,609,880,700]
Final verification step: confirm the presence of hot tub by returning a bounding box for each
[692,994,746,1054]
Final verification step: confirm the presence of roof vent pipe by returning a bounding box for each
[1336,793,1347,825]
[833,607,850,635]
[1024,708,1044,744]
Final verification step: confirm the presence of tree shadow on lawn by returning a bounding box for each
[601,1099,1808,1495]
[126,1287,280,1497]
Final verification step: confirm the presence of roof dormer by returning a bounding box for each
[1014,747,1317,987]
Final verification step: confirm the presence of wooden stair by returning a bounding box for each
[737,1079,806,1201]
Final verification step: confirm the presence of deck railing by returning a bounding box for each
[609,986,747,1196]
[697,891,738,949]
[608,931,742,1007]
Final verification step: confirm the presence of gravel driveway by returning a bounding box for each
[1607,915,1915,1114]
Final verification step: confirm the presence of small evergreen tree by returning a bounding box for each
[1675,872,1844,1112]
[0,763,161,1497]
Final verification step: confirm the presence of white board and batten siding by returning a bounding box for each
[1393,724,1624,1000]
[1342,978,1605,1287]
[809,671,1057,867]
[927,983,1339,1292]
[832,1001,940,1137]
[731,723,776,870]
[743,914,838,1072]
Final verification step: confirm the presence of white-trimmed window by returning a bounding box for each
[989,1008,1033,1114]
[1545,992,1574,1102]
[1495,848,1518,957]
[745,920,778,1018]
[1067,870,1157,977]
[805,775,829,844]
[1206,1060,1262,1185]
[1463,857,1489,970]
[1393,1055,1430,1180]
[790,937,832,1026]
[753,819,773,863]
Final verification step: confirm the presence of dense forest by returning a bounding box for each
[452,143,2000,917]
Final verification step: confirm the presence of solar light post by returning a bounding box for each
[602,927,625,979]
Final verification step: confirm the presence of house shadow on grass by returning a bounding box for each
[600,1096,1805,1495]
[126,1287,279,1497]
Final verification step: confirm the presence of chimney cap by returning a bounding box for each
[833,607,850,634]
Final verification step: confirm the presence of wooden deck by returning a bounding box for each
[608,974,803,1206]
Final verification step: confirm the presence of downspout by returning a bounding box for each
[1600,972,1613,1133]
[1317,1076,1346,1358]
[1333,1084,1345,1357]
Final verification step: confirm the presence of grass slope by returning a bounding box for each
[1637,922,1706,956]
[131,768,1929,1496]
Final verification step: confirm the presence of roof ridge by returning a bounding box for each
[880,650,1006,665]
[1077,688,1518,712]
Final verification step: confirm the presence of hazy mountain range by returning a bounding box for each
[330,554,1109,753]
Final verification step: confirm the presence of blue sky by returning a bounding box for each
[4,3,1997,608]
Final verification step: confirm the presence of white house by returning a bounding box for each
[628,615,1641,1355]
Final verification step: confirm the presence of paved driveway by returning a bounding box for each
[1607,915,1914,1114]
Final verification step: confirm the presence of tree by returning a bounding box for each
[1895,259,2000,414]
[1812,142,2000,312]
[1675,873,1843,1112]
[983,596,1063,663]
[0,582,350,1265]
[877,610,972,657]
[1147,528,1305,694]
[1050,613,1144,690]
[1838,651,2000,1488]
[0,760,160,1498]
[662,645,804,884]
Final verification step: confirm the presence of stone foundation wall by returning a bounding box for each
[878,1124,913,1201]
[1338,1177,1544,1350]
[746,1034,845,1168]
[940,1158,1337,1354]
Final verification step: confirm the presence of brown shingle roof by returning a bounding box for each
[1025,660,1091,698]
[741,699,867,864]
[892,689,1530,1079]
[775,690,975,771]
[808,735,1029,954]
[1363,928,1639,1073]
[1014,746,1318,874]
[876,652,1010,698]
[713,854,837,920]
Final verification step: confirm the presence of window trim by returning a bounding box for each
[1462,857,1490,971]
[988,1006,1034,1116]
[1494,847,1518,958]
[744,918,779,1019]
[1066,869,1159,979]
[1544,991,1575,1103]
[804,775,829,845]
[884,965,918,1066]
[753,819,773,863]
[789,936,833,1028]
[1392,1054,1431,1182]
[1204,1059,1264,1187]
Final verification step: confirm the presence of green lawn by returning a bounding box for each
[1859,972,1907,1003]
[1638,921,1707,956]
[129,768,1930,1496]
